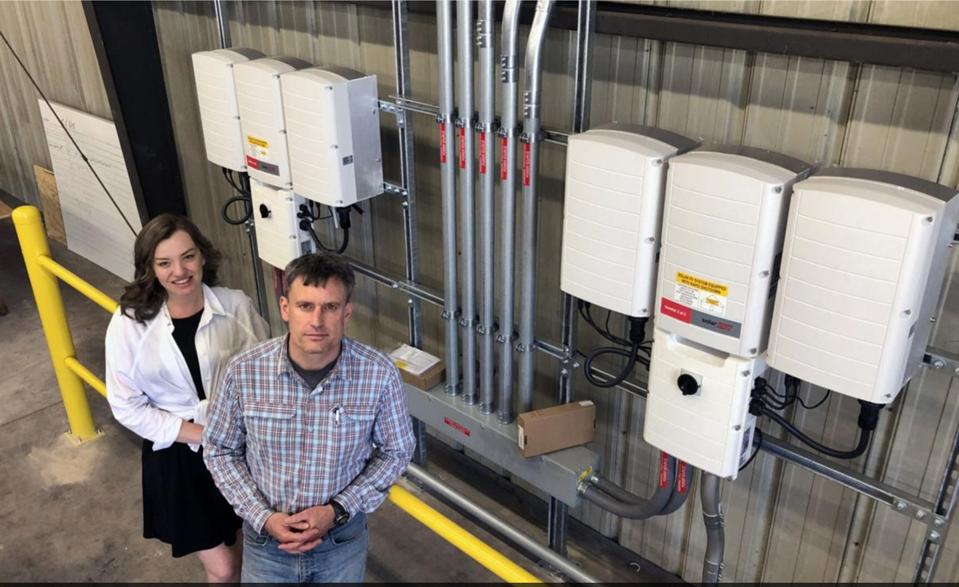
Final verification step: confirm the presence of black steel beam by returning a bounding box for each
[357,1,959,73]
[84,1,187,220]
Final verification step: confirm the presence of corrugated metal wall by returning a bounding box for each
[1,0,957,582]
[150,1,959,583]
[0,1,110,207]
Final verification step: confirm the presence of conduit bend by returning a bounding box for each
[580,454,678,519]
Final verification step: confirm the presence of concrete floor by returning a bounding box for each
[0,213,676,583]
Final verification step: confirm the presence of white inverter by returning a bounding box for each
[249,180,315,270]
[191,48,264,170]
[655,146,813,357]
[234,56,311,189]
[560,124,699,317]
[767,169,959,404]
[282,67,384,207]
[643,327,763,479]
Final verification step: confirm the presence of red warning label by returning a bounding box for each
[458,126,466,169]
[660,298,692,323]
[439,122,447,164]
[443,416,471,437]
[479,132,487,175]
[677,461,689,494]
[500,137,509,180]
[659,452,670,488]
[522,142,531,186]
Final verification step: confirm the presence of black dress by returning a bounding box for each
[140,308,241,558]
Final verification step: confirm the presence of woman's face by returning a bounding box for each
[152,229,204,302]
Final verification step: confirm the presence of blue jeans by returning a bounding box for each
[241,513,368,583]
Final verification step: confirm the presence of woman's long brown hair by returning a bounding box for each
[119,214,222,323]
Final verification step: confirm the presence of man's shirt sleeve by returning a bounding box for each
[202,362,275,532]
[335,365,415,515]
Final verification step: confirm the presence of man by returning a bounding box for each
[203,252,415,583]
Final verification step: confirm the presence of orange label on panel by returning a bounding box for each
[459,126,466,169]
[439,122,447,164]
[479,132,487,175]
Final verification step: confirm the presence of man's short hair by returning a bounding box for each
[283,252,356,300]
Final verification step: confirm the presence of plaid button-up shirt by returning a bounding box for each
[203,335,415,532]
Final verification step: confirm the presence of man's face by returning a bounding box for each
[280,276,352,368]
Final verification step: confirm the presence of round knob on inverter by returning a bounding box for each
[677,373,700,396]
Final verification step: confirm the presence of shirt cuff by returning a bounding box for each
[249,503,274,534]
[332,489,362,517]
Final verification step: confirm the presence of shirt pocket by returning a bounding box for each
[243,400,299,465]
[334,404,377,459]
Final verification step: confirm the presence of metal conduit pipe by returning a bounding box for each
[517,0,556,413]
[497,0,521,423]
[660,461,695,515]
[476,0,496,415]
[456,0,477,405]
[405,463,601,584]
[579,457,676,519]
[437,0,460,396]
[701,472,725,584]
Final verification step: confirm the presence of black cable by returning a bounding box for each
[583,316,648,388]
[0,28,138,237]
[222,195,252,225]
[797,389,831,410]
[761,407,872,459]
[584,343,640,388]
[739,429,764,472]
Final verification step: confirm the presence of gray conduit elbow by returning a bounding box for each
[580,456,676,519]
[660,460,695,515]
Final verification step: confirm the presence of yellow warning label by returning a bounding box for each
[676,272,728,297]
[247,135,269,148]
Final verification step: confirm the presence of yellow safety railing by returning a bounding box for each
[12,204,542,584]
[13,205,115,442]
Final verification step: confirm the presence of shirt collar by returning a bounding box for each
[276,334,354,383]
[159,283,226,328]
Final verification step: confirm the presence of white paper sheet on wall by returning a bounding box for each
[38,100,141,281]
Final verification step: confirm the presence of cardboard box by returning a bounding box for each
[389,344,445,390]
[517,400,596,457]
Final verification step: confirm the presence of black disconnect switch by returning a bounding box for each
[259,203,271,219]
[677,373,700,396]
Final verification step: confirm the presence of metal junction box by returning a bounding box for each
[768,169,959,404]
[560,124,699,318]
[234,56,311,189]
[191,48,264,171]
[403,384,600,508]
[655,146,814,357]
[282,67,384,207]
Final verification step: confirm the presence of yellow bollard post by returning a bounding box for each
[12,206,100,442]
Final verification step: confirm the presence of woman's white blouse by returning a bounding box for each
[105,285,270,451]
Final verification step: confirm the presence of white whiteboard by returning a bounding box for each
[39,100,141,281]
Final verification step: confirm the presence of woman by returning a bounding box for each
[105,214,269,582]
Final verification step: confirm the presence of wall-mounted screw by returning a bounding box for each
[895,501,907,511]
[932,359,945,369]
